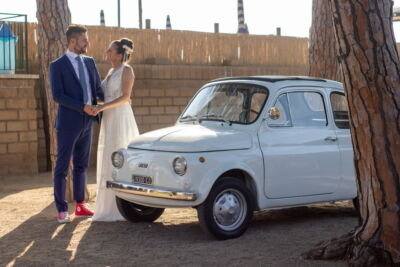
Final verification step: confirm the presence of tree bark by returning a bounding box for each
[36,0,89,201]
[304,0,400,266]
[308,0,342,82]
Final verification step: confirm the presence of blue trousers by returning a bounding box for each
[54,118,93,212]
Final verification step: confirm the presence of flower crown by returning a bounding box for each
[122,44,134,54]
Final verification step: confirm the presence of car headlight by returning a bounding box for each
[111,151,124,168]
[173,157,187,176]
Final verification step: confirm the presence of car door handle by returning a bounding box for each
[324,136,338,142]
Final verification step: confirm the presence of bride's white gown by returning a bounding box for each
[92,65,139,221]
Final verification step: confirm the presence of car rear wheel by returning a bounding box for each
[197,177,253,240]
[116,196,164,222]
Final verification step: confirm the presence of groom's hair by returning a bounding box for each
[66,25,87,43]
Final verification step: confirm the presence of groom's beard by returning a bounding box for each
[74,44,88,55]
[76,47,87,55]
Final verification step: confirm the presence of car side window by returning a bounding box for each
[330,92,350,129]
[267,93,293,127]
[249,92,268,122]
[288,92,328,127]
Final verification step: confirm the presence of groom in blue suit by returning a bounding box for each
[49,25,104,223]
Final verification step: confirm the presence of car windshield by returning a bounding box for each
[180,83,268,124]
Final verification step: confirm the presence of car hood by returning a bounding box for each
[128,124,252,152]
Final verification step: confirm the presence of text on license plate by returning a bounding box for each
[132,175,153,185]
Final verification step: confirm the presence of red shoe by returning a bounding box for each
[57,211,70,223]
[75,201,94,217]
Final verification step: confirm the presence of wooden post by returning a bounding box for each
[276,27,281,36]
[145,19,151,29]
[138,0,143,29]
[117,0,120,27]
[214,23,219,34]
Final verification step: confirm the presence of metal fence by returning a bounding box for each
[0,13,29,74]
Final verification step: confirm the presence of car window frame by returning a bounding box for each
[329,91,350,130]
[179,82,270,125]
[267,88,329,129]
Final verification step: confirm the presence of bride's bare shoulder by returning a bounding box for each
[122,64,135,78]
[123,64,133,71]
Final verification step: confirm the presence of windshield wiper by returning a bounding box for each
[180,115,198,121]
[199,114,232,125]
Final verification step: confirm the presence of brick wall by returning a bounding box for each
[87,63,307,166]
[0,62,307,173]
[0,74,46,174]
[124,64,306,133]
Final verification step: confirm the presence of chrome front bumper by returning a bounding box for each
[106,181,197,201]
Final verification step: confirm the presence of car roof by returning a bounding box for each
[211,75,343,89]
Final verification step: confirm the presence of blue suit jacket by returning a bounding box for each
[49,54,104,130]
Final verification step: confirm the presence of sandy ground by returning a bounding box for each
[0,170,358,267]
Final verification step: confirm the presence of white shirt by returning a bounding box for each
[66,50,93,105]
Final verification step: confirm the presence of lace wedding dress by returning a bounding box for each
[92,65,139,221]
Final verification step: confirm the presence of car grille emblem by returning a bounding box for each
[138,163,148,168]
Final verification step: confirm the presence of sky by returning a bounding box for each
[1,0,400,40]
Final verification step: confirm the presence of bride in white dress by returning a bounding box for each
[92,38,139,221]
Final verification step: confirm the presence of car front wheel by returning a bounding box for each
[197,177,253,240]
[116,197,164,222]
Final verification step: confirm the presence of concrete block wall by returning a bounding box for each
[132,78,201,133]
[87,63,307,166]
[97,63,307,134]
[0,75,46,174]
[0,63,307,173]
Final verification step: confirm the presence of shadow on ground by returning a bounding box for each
[0,170,357,266]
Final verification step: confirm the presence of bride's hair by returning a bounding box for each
[112,38,134,63]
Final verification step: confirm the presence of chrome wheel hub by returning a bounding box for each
[213,189,247,231]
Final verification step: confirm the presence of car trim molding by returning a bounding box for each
[106,181,197,201]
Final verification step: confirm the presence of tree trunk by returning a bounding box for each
[304,0,400,266]
[36,0,89,202]
[308,0,342,82]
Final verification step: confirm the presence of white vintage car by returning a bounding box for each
[107,76,357,239]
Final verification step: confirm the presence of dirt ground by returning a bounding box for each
[0,170,358,267]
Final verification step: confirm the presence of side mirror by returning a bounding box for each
[268,107,280,120]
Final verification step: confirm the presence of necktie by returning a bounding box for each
[76,56,89,104]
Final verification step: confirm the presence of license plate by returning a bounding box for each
[132,175,153,185]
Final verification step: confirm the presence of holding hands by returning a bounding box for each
[83,99,131,116]
[84,105,103,116]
